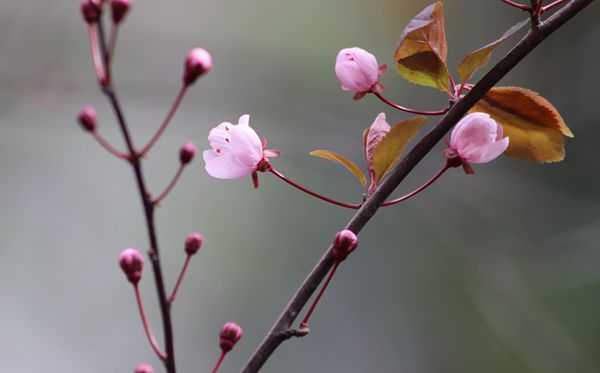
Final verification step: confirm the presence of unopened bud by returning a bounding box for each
[332,230,358,262]
[81,0,102,24]
[219,322,243,353]
[110,0,131,24]
[184,233,204,255]
[179,141,197,165]
[134,364,154,373]
[183,48,212,86]
[119,248,144,284]
[77,106,97,132]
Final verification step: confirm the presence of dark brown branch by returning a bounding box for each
[241,1,594,371]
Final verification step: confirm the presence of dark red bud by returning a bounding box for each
[219,322,243,353]
[110,0,131,24]
[183,48,212,86]
[77,106,97,132]
[332,230,358,262]
[184,233,204,255]
[119,248,144,284]
[81,0,102,24]
[179,141,197,165]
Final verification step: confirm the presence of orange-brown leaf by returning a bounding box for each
[470,87,573,163]
[394,2,449,91]
[310,150,367,187]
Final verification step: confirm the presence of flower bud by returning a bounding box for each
[183,48,212,86]
[134,364,153,373]
[184,233,204,255]
[81,0,102,24]
[119,248,144,284]
[77,106,97,132]
[335,47,384,100]
[179,141,197,165]
[110,0,131,24]
[219,322,243,353]
[332,230,358,262]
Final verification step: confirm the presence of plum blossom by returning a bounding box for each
[335,47,386,100]
[447,112,509,174]
[203,115,279,185]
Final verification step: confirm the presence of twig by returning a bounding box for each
[241,1,595,371]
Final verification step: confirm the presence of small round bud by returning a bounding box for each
[134,364,154,373]
[219,322,243,353]
[81,0,102,24]
[179,141,197,165]
[77,106,97,132]
[183,48,212,86]
[184,233,204,255]
[110,0,131,24]
[332,230,358,262]
[119,248,144,284]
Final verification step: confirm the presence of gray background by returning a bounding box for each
[0,0,599,372]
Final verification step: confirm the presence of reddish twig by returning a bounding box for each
[381,163,449,207]
[372,91,451,116]
[168,255,192,303]
[153,164,185,206]
[134,284,168,360]
[91,131,129,160]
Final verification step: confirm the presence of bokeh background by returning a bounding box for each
[1,1,599,372]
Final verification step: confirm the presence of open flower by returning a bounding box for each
[203,115,280,185]
[335,47,386,100]
[447,112,509,174]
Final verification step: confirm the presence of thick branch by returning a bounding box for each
[241,1,594,371]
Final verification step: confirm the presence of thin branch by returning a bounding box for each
[134,284,168,360]
[91,131,129,160]
[241,1,595,371]
[153,164,185,206]
[168,254,192,303]
[372,91,451,116]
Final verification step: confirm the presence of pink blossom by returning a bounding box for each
[203,115,279,181]
[219,322,243,353]
[448,113,509,171]
[335,47,386,100]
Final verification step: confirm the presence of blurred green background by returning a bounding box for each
[1,1,599,372]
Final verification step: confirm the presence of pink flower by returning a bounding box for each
[203,115,279,183]
[335,47,386,100]
[447,113,509,173]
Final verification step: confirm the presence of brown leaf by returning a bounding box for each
[470,86,573,163]
[363,113,391,184]
[457,18,528,85]
[310,150,367,187]
[394,2,449,91]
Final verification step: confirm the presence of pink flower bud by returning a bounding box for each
[81,0,102,24]
[134,363,154,373]
[77,106,97,132]
[447,113,509,174]
[110,0,131,24]
[179,141,197,165]
[184,233,204,255]
[219,322,243,353]
[335,47,384,100]
[183,48,212,86]
[332,230,358,262]
[119,248,144,284]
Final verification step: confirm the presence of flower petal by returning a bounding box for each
[204,150,255,179]
[465,137,509,164]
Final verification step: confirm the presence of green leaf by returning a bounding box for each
[394,2,449,92]
[310,150,367,187]
[372,117,427,183]
[457,18,529,85]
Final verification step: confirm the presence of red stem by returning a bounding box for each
[372,91,450,116]
[299,261,340,330]
[107,24,118,65]
[91,131,129,160]
[500,0,531,10]
[212,352,226,373]
[141,85,188,156]
[268,167,361,210]
[134,284,168,360]
[168,255,192,303]
[542,0,569,11]
[381,163,449,207]
[153,165,185,206]
[87,25,104,82]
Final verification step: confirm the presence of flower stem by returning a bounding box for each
[500,0,531,10]
[372,91,450,116]
[212,352,226,373]
[168,255,192,303]
[107,24,119,65]
[268,167,361,209]
[153,164,185,206]
[134,284,168,360]
[141,85,188,157]
[381,163,449,207]
[91,131,129,160]
[87,25,104,82]
[299,261,340,331]
[542,0,569,11]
